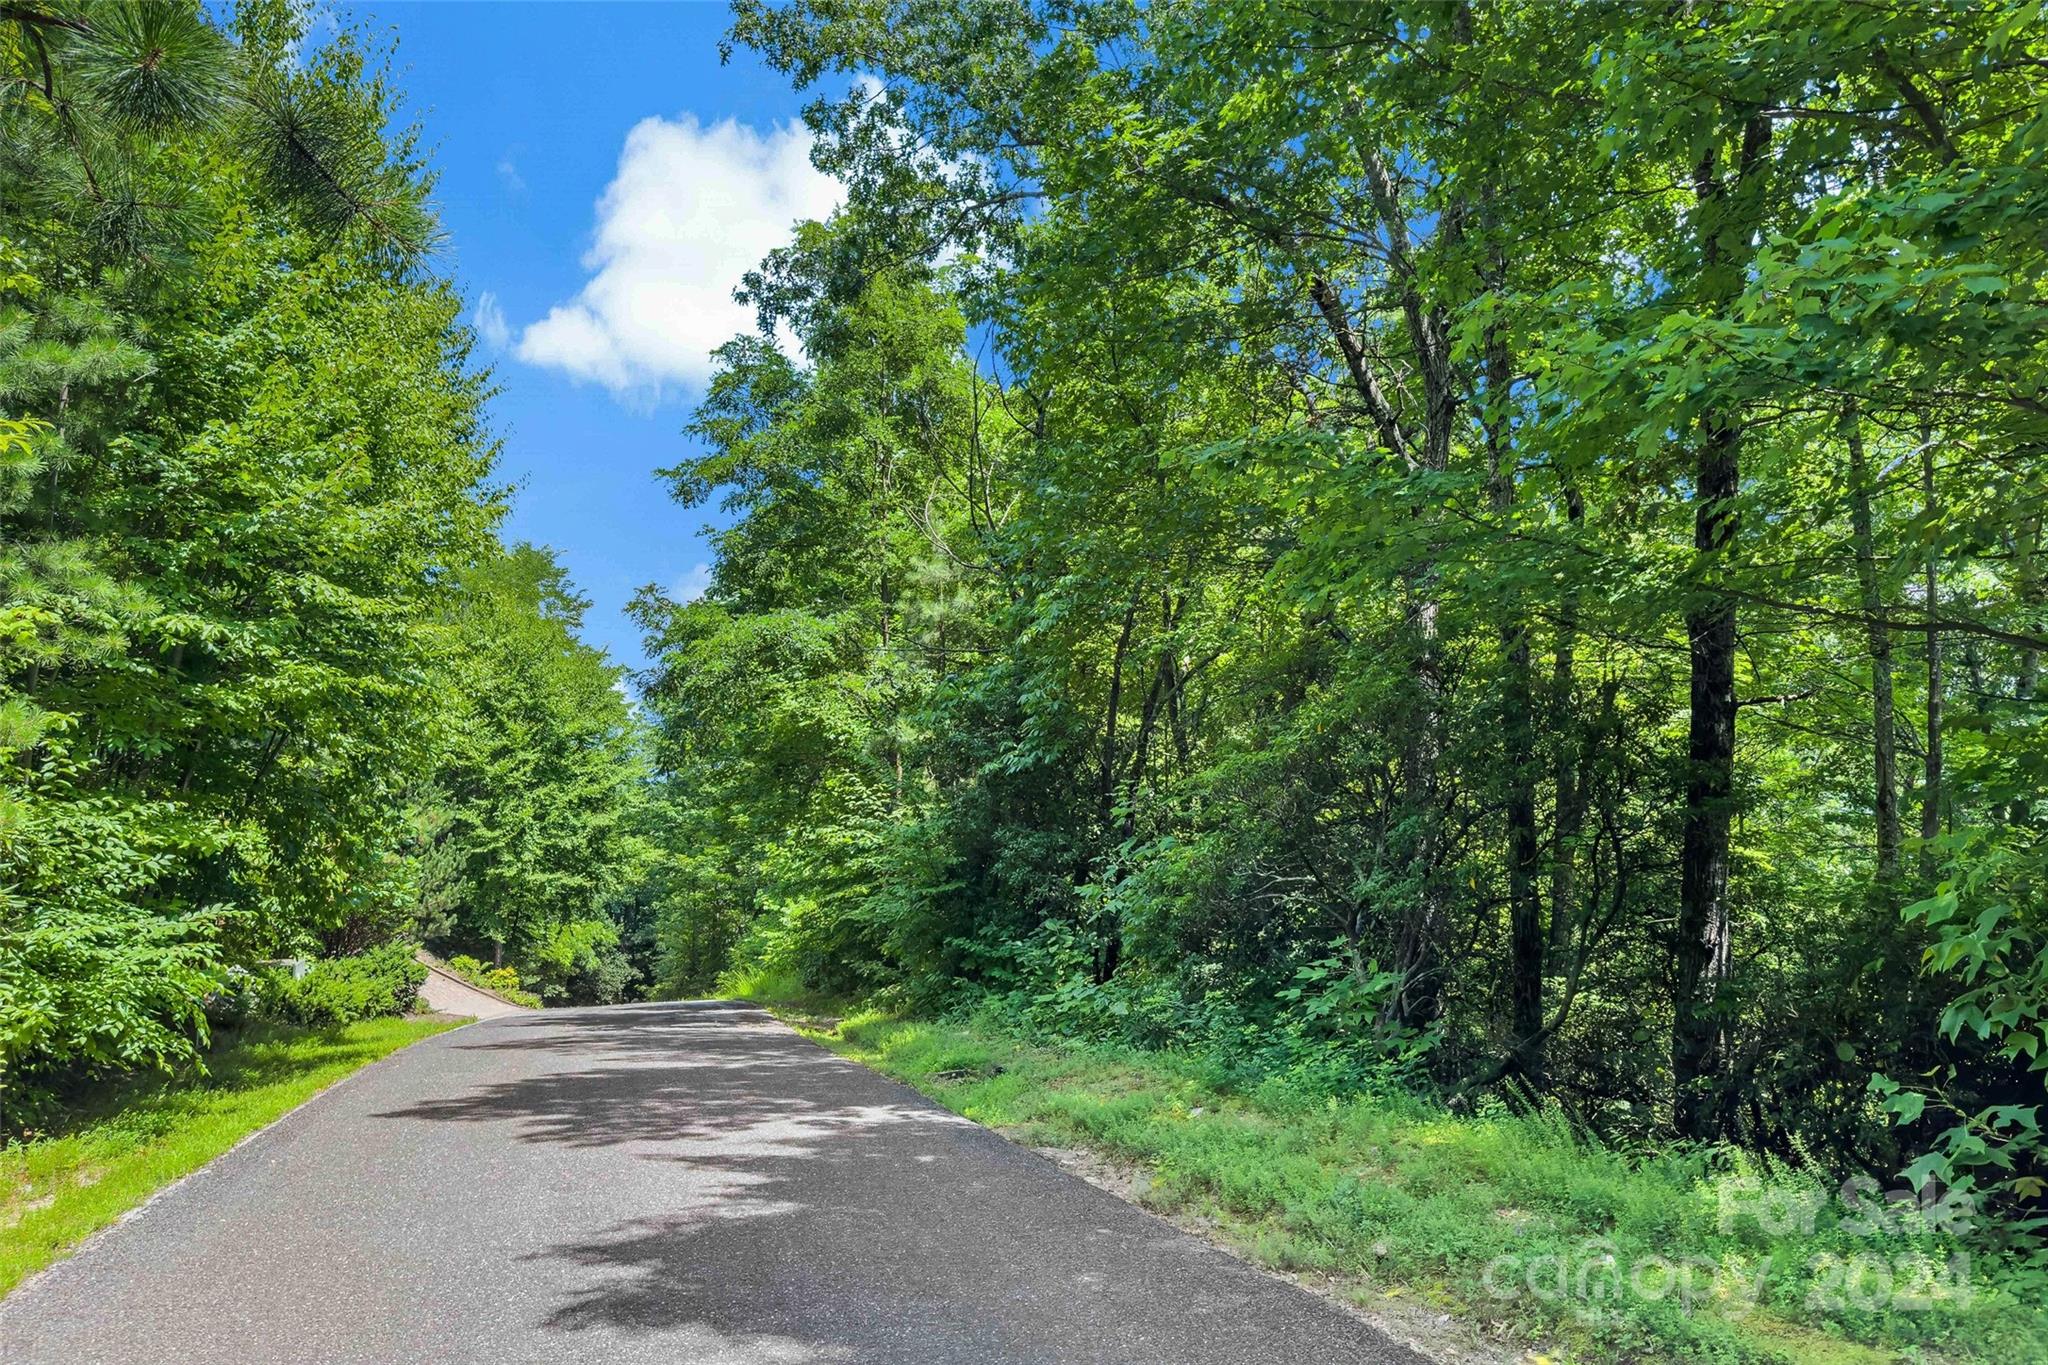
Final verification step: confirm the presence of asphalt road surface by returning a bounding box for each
[1,1002,1426,1364]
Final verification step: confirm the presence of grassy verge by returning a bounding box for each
[0,1015,458,1298]
[761,1001,2043,1365]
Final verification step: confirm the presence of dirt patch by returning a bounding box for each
[1,1162,104,1230]
[1031,1144,1154,1205]
[1,1191,56,1230]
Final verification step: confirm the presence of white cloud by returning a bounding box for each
[496,156,526,194]
[673,562,714,603]
[516,114,842,402]
[473,291,510,351]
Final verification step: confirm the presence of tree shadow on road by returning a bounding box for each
[371,1004,909,1149]
[371,1002,1392,1365]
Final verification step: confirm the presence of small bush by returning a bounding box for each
[442,954,543,1008]
[266,943,426,1027]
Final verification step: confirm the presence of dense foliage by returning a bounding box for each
[0,3,642,1123]
[265,944,427,1028]
[635,0,2048,1256]
[409,545,645,1002]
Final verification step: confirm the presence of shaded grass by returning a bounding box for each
[721,961,849,1025]
[0,1015,458,1298]
[777,1004,2045,1365]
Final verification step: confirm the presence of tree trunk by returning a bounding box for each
[2017,517,2042,704]
[1096,597,1139,837]
[873,443,901,801]
[1549,486,1586,959]
[1673,413,1740,1140]
[1486,326,1543,1081]
[2014,521,2043,826]
[1502,599,1543,1078]
[1303,271,1450,1031]
[1340,148,1461,1034]
[1671,114,1770,1141]
[1843,399,1900,881]
[1390,595,1447,1033]
[1920,435,1944,877]
[1091,597,1141,983]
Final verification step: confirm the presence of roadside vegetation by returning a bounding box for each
[0,1014,455,1297]
[6,3,2045,1359]
[645,4,2048,1360]
[261,945,430,1029]
[434,954,544,1010]
[1,4,655,1130]
[768,999,2045,1365]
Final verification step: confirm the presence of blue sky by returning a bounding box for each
[344,2,836,670]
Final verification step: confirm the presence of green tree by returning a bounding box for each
[413,544,642,1001]
[1,2,505,1118]
[687,0,2048,1226]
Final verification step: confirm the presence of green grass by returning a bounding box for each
[772,1003,2046,1365]
[0,1015,458,1298]
[720,960,834,1012]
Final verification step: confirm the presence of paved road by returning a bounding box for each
[1,1003,1425,1364]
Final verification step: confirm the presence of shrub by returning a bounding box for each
[0,767,227,1130]
[522,919,637,1005]
[719,959,808,1003]
[267,943,426,1027]
[442,954,542,1008]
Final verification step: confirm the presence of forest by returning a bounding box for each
[632,0,2048,1264]
[0,0,650,1122]
[2,0,2045,1341]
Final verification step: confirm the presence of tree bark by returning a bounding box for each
[1096,597,1139,837]
[1091,597,1141,983]
[1319,148,1461,1035]
[1486,325,1543,1081]
[1672,113,1771,1141]
[1549,486,1587,959]
[1302,271,1450,1031]
[1388,593,1447,1032]
[1920,435,1944,877]
[1673,409,1740,1140]
[2017,518,2042,704]
[1843,399,1900,881]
